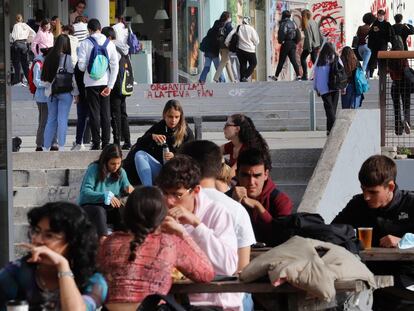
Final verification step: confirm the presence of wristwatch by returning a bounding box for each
[57,271,74,279]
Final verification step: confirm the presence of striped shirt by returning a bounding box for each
[73,22,88,42]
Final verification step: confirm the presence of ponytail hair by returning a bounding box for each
[123,186,167,261]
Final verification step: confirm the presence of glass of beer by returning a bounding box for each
[358,227,373,249]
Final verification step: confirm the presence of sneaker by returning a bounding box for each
[268,75,278,81]
[404,121,411,135]
[35,147,43,151]
[296,76,302,81]
[50,145,59,151]
[20,82,28,87]
[91,144,100,150]
[122,143,132,150]
[71,143,86,151]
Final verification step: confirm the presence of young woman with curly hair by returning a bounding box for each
[98,186,214,311]
[221,113,271,175]
[79,144,134,238]
[0,201,107,310]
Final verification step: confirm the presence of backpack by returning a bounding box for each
[217,22,230,49]
[271,213,361,254]
[28,59,42,95]
[127,27,140,54]
[87,36,110,80]
[115,47,134,96]
[285,20,297,41]
[328,56,348,90]
[391,34,404,51]
[354,66,369,95]
[228,25,240,53]
[51,55,73,95]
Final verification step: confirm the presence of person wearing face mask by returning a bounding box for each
[367,10,394,78]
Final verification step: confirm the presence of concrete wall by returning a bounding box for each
[396,159,414,191]
[298,109,381,222]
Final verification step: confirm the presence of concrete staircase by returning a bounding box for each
[12,148,321,242]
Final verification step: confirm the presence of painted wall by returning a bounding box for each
[298,109,381,223]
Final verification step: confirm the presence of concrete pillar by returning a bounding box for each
[87,0,110,27]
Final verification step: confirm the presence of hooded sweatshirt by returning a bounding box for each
[227,178,293,246]
[368,19,393,50]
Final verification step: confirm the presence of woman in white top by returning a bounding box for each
[225,16,259,82]
[11,14,36,85]
[112,16,129,46]
[62,24,79,67]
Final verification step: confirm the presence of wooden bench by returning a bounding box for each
[360,247,414,261]
[68,115,228,140]
[170,276,393,311]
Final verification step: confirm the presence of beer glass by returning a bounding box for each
[358,227,373,249]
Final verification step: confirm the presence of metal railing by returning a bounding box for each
[378,51,414,150]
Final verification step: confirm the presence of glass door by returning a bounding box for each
[177,0,201,83]
[0,0,13,265]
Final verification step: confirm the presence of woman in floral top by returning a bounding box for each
[0,202,107,310]
[98,186,214,311]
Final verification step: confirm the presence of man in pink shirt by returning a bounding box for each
[157,155,242,310]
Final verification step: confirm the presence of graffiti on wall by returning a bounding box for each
[312,0,345,51]
[146,83,214,99]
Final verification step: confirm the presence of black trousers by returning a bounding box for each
[368,44,387,77]
[236,48,257,80]
[275,41,300,77]
[81,204,122,237]
[11,41,29,84]
[391,79,411,135]
[86,86,111,148]
[300,48,318,80]
[110,93,131,145]
[321,91,339,134]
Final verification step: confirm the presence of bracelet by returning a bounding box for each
[57,271,74,279]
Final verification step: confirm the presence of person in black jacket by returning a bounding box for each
[269,10,301,81]
[123,100,194,186]
[199,21,225,83]
[392,14,414,51]
[367,9,394,78]
[332,155,414,310]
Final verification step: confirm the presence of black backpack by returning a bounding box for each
[228,26,240,53]
[271,212,361,254]
[328,56,348,90]
[285,20,297,41]
[115,46,134,96]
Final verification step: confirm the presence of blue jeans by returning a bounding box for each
[243,293,254,311]
[134,150,162,186]
[199,53,225,82]
[43,93,73,149]
[358,44,371,76]
[341,83,362,109]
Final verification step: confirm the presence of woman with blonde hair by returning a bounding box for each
[11,13,36,85]
[123,99,195,186]
[300,9,323,80]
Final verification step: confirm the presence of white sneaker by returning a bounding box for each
[71,143,86,151]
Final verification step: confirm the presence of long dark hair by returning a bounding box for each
[123,186,168,261]
[231,114,270,161]
[27,202,98,287]
[316,42,336,66]
[41,34,71,83]
[94,144,123,182]
[341,46,358,76]
[219,11,230,23]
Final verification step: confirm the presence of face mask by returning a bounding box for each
[378,17,384,22]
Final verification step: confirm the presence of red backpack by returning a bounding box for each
[28,60,43,95]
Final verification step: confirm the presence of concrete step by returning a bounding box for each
[270,148,322,166]
[270,165,315,185]
[13,186,80,208]
[13,168,85,187]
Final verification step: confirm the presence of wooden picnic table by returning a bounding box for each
[360,247,414,261]
[170,276,393,311]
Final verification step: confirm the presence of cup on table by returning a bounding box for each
[7,300,29,311]
[358,227,373,249]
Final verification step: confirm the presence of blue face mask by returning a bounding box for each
[398,233,414,249]
[378,17,385,22]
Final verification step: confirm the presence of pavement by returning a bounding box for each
[16,130,328,153]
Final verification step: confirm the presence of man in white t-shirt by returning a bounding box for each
[179,140,256,311]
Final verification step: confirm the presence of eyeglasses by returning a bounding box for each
[162,188,193,201]
[29,227,65,243]
[224,123,237,128]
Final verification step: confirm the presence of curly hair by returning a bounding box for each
[94,144,123,182]
[230,114,270,159]
[156,154,201,190]
[123,186,167,261]
[27,202,98,288]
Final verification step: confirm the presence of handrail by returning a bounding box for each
[67,115,228,140]
[378,51,414,59]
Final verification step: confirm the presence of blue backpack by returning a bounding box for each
[127,27,140,54]
[87,36,110,80]
[354,66,369,95]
